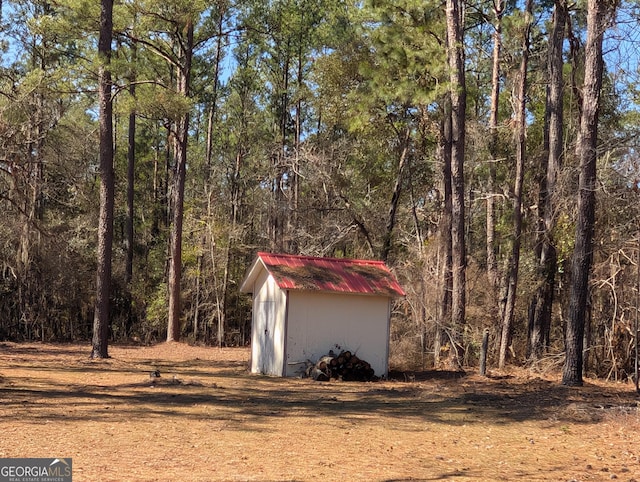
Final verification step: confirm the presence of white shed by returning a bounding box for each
[239,252,405,378]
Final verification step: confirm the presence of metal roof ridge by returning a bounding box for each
[257,251,387,266]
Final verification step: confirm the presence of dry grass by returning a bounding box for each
[1,342,640,481]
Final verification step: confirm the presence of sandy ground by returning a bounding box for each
[0,342,639,481]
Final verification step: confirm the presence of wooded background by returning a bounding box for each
[0,0,638,384]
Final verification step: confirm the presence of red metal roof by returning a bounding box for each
[247,252,405,297]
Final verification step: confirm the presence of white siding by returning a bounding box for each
[250,271,287,376]
[284,291,390,377]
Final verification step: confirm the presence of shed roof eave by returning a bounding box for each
[285,287,403,298]
[239,257,267,294]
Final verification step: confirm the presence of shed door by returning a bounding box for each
[257,300,276,374]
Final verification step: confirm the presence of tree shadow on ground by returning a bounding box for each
[0,342,91,359]
[1,344,638,432]
[2,366,637,430]
[388,369,468,382]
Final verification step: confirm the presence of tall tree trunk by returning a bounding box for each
[219,147,244,347]
[91,0,114,359]
[196,12,225,341]
[528,0,567,360]
[486,0,503,310]
[123,51,136,338]
[205,11,225,170]
[562,0,610,386]
[435,98,453,367]
[382,126,411,262]
[125,44,137,286]
[498,0,533,369]
[167,19,194,343]
[290,21,304,253]
[270,45,290,253]
[446,0,467,367]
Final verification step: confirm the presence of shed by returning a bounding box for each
[239,252,405,378]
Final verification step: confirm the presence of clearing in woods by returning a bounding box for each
[0,342,639,481]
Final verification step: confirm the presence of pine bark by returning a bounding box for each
[91,0,114,359]
[498,0,532,369]
[125,44,137,286]
[528,0,567,360]
[562,0,609,386]
[435,98,453,367]
[486,0,503,308]
[167,19,194,343]
[446,0,467,366]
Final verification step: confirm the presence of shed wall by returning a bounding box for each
[250,270,287,376]
[284,291,390,377]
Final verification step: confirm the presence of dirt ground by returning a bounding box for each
[0,343,639,482]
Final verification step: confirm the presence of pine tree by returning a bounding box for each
[91,0,115,358]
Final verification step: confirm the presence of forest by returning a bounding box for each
[0,0,639,386]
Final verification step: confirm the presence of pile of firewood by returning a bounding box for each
[306,350,376,382]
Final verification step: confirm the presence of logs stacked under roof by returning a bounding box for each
[306,350,377,382]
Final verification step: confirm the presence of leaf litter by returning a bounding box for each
[0,342,639,481]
